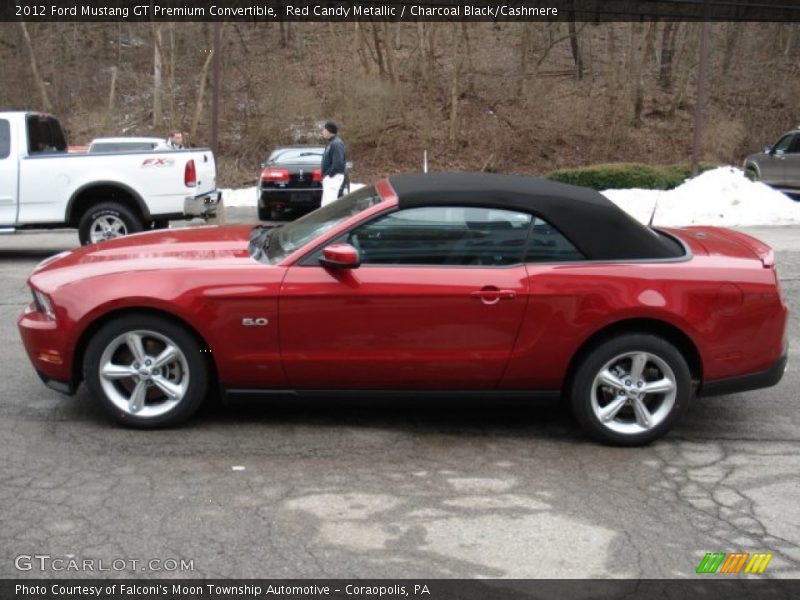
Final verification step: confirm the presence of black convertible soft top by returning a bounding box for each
[386,172,682,261]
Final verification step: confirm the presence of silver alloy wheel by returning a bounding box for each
[590,351,677,435]
[97,329,190,419]
[90,215,128,243]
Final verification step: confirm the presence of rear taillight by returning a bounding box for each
[261,168,290,183]
[184,159,197,187]
[312,168,322,182]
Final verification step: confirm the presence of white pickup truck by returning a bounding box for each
[0,111,221,245]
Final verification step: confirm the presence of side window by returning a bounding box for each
[773,134,794,154]
[788,135,800,154]
[26,115,66,154]
[349,206,532,266]
[0,120,9,160]
[526,217,585,262]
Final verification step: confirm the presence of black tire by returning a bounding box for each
[569,333,692,446]
[78,202,144,245]
[258,205,270,221]
[83,314,209,428]
[270,206,284,221]
[745,166,760,182]
[151,219,170,230]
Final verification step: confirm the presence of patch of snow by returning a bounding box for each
[221,183,366,208]
[220,168,800,227]
[602,166,800,227]
[221,186,258,207]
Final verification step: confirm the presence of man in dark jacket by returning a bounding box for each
[320,121,346,206]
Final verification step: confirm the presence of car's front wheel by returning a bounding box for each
[83,314,208,428]
[569,334,692,446]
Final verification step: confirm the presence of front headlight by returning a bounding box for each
[31,288,56,320]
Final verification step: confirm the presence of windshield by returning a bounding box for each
[270,148,324,165]
[259,186,382,264]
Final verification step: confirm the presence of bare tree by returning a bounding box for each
[449,25,467,143]
[517,23,535,98]
[632,22,657,125]
[383,23,399,84]
[105,66,117,128]
[668,25,701,118]
[605,23,620,114]
[19,22,51,112]
[354,22,371,75]
[371,22,386,79]
[567,2,584,80]
[153,24,163,128]
[190,32,219,141]
[169,23,176,125]
[416,23,436,86]
[659,22,681,90]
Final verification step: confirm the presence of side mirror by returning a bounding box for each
[320,243,360,269]
[763,146,773,155]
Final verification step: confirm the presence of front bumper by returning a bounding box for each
[184,190,222,217]
[700,349,788,397]
[18,306,75,395]
[259,187,322,208]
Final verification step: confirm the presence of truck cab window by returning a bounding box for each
[0,120,9,159]
[26,115,67,154]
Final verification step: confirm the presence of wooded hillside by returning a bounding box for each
[2,21,798,186]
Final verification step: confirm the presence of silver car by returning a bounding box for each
[88,136,170,153]
[744,129,800,195]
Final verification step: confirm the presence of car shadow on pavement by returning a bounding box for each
[199,394,584,442]
[58,387,582,442]
[0,248,74,260]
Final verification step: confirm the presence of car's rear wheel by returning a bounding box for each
[745,166,760,181]
[83,314,208,428]
[78,202,143,245]
[569,334,692,446]
[257,205,270,221]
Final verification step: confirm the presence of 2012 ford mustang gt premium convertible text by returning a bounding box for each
[18,173,789,445]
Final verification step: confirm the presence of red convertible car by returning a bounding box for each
[18,173,789,445]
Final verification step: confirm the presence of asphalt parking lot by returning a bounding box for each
[1,208,799,579]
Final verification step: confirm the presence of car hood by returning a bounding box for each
[745,151,766,162]
[30,225,260,290]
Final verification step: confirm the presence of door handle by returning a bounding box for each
[471,288,516,304]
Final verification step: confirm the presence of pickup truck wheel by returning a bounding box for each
[83,314,208,428]
[569,334,692,446]
[78,202,143,245]
[257,205,270,221]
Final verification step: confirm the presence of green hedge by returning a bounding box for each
[545,162,718,191]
